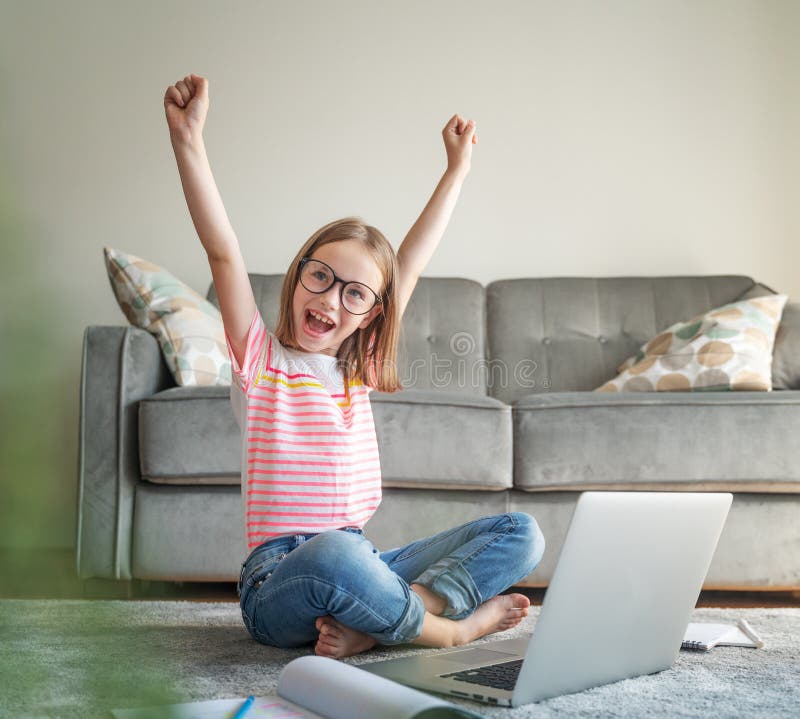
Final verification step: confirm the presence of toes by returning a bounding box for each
[316,637,341,656]
[315,642,334,657]
[511,593,531,609]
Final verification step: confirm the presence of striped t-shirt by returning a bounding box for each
[225,308,382,552]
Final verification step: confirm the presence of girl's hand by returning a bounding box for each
[164,74,209,143]
[442,114,478,177]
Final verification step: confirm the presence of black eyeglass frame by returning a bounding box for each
[298,257,383,315]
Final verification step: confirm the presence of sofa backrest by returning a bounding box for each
[486,275,764,404]
[207,273,285,330]
[394,277,487,395]
[208,273,797,402]
[207,274,488,396]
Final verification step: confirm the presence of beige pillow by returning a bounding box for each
[104,246,231,386]
[596,294,788,392]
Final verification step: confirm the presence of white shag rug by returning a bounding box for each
[1,600,798,718]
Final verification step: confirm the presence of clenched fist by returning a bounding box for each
[164,74,209,142]
[443,114,478,177]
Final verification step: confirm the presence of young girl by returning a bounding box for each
[164,73,545,659]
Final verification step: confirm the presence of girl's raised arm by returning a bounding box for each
[165,74,257,368]
[395,114,477,318]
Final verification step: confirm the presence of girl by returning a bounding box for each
[164,73,545,659]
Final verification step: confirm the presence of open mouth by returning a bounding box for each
[303,309,336,337]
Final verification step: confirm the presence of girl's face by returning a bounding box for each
[291,239,385,357]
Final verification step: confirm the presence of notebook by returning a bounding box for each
[363,491,733,707]
[682,619,765,651]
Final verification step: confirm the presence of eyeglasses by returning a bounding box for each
[298,257,383,315]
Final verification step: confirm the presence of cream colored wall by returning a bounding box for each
[1,1,797,548]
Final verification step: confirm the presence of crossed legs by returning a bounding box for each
[245,513,544,658]
[313,513,544,658]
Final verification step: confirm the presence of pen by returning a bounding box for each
[736,619,765,649]
[232,695,255,719]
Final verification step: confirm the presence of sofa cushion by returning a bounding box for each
[513,390,800,492]
[104,246,231,387]
[595,294,788,392]
[392,278,487,395]
[371,389,512,490]
[139,386,241,485]
[486,276,762,404]
[139,386,512,490]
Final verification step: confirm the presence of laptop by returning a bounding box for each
[363,491,732,707]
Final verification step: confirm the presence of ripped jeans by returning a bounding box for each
[237,512,545,648]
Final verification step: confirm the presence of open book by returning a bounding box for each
[111,655,484,718]
[681,619,765,651]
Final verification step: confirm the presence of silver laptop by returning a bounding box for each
[363,491,732,707]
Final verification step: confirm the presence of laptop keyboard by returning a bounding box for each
[440,658,524,691]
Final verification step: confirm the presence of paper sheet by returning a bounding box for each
[111,695,322,718]
[278,655,474,719]
[112,656,481,719]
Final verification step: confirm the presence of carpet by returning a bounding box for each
[0,600,798,718]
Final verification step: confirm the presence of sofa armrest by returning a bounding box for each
[773,301,800,390]
[77,325,174,579]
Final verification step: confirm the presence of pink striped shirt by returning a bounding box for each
[225,309,382,552]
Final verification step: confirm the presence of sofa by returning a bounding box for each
[77,274,800,590]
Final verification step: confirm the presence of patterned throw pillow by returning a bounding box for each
[595,294,788,392]
[103,246,231,386]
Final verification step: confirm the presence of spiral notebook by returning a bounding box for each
[681,619,764,651]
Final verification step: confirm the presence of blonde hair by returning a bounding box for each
[273,217,402,394]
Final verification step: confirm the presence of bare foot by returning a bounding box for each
[455,593,530,645]
[314,615,377,659]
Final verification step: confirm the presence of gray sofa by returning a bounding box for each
[77,274,800,590]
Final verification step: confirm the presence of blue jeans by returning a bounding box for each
[237,512,545,648]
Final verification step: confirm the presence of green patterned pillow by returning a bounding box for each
[596,294,788,392]
[103,246,231,386]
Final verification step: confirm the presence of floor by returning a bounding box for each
[3,548,799,607]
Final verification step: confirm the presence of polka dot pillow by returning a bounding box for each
[595,294,788,392]
[104,246,231,386]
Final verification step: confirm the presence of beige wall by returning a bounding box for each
[1,0,797,549]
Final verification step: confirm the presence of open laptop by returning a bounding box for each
[363,491,732,707]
